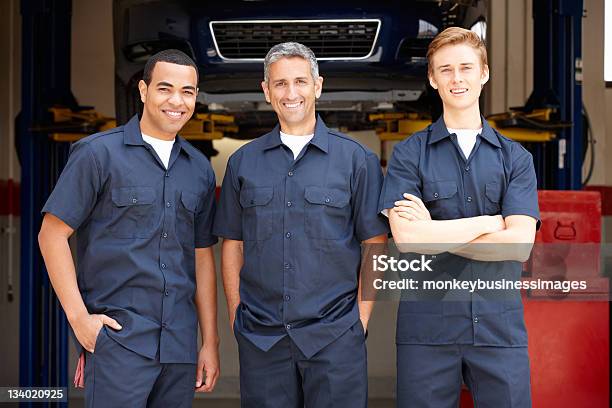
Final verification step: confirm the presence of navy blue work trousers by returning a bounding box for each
[84,327,196,407]
[397,344,531,408]
[236,320,368,408]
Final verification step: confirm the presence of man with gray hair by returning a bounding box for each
[214,42,388,407]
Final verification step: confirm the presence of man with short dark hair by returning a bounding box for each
[38,49,220,407]
[214,42,389,408]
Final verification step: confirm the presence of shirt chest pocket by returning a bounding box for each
[484,182,502,215]
[422,181,461,220]
[176,191,199,246]
[304,186,351,239]
[240,187,274,241]
[110,186,158,238]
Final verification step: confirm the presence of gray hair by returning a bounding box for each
[263,42,319,83]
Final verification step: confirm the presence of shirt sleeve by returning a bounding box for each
[352,152,390,241]
[212,159,243,240]
[195,168,219,248]
[41,141,101,230]
[378,139,423,213]
[501,146,541,229]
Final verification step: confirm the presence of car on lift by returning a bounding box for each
[113,0,487,137]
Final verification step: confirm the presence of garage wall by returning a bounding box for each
[487,0,533,114]
[0,0,21,388]
[0,0,20,184]
[607,92,612,181]
[71,0,115,117]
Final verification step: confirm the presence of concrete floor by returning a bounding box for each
[67,398,396,407]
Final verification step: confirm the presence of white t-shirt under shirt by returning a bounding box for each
[142,133,175,169]
[280,131,314,159]
[447,127,481,159]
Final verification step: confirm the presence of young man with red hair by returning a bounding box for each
[379,27,540,407]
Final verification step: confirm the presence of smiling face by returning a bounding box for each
[138,61,198,139]
[428,43,489,114]
[261,56,323,135]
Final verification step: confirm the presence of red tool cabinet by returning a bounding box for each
[461,190,610,407]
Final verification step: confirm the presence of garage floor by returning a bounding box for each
[67,398,396,407]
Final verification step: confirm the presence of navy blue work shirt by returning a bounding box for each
[378,115,540,347]
[42,115,217,363]
[213,116,389,358]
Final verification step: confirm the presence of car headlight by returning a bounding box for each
[470,20,487,42]
[417,19,438,39]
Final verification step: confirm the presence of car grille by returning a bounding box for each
[210,20,380,60]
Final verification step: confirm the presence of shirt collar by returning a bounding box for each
[479,118,501,148]
[428,115,501,148]
[123,114,196,157]
[123,115,145,146]
[174,135,197,158]
[262,114,329,154]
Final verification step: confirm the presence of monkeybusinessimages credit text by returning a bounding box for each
[370,255,588,294]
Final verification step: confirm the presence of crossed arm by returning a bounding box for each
[389,194,537,261]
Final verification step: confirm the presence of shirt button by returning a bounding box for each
[166,201,171,208]
[284,263,290,269]
[164,290,169,296]
[325,197,331,203]
[132,198,138,204]
[165,172,170,177]
[433,192,439,198]
[287,201,292,207]
[161,263,167,269]
[162,232,168,239]
[284,295,291,301]
[473,317,479,323]
[285,232,291,239]
[286,324,292,330]
[288,171,294,177]
[465,166,470,171]
[467,196,473,202]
